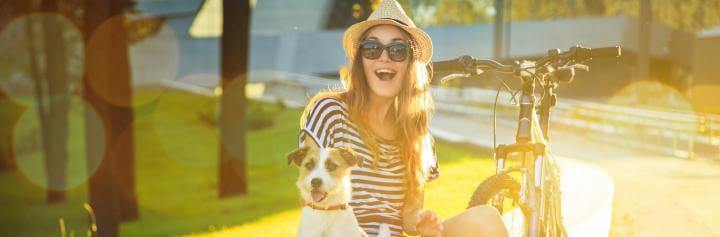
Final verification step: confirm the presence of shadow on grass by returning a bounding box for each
[187,134,498,236]
[0,91,305,236]
[122,91,306,236]
[0,90,497,237]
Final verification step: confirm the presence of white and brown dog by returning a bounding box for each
[287,143,372,237]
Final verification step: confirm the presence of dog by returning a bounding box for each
[287,143,372,237]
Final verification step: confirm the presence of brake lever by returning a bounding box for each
[461,56,486,75]
[570,64,589,72]
[439,73,469,84]
[439,56,487,84]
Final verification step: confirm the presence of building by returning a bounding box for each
[131,0,717,100]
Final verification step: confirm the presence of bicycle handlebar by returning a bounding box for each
[430,56,512,82]
[589,46,622,59]
[569,46,622,62]
[431,45,621,82]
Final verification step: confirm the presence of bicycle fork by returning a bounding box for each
[528,150,546,237]
[494,143,547,237]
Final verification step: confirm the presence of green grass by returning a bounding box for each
[187,142,495,237]
[0,90,494,236]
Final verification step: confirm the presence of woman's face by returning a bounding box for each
[361,25,410,100]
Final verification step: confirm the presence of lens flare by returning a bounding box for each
[153,75,220,168]
[14,95,105,191]
[607,80,694,112]
[0,13,84,101]
[568,80,701,158]
[686,84,720,114]
[86,14,180,108]
[128,12,180,106]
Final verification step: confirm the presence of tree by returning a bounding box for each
[39,0,72,204]
[0,90,25,171]
[10,0,73,203]
[0,0,28,172]
[325,0,373,29]
[83,0,138,234]
[638,0,651,81]
[405,0,493,26]
[218,0,251,197]
[404,0,720,32]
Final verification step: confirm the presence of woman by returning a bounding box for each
[298,0,509,236]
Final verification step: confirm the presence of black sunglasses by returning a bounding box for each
[359,40,409,62]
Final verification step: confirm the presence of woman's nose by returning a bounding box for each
[377,48,391,62]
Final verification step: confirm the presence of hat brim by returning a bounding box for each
[343,19,433,64]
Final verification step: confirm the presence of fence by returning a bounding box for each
[431,87,720,159]
[164,70,720,160]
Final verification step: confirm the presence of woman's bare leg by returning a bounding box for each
[441,205,509,237]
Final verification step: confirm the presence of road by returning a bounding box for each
[166,75,720,236]
[431,112,720,237]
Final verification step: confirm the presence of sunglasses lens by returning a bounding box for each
[388,43,408,62]
[359,41,408,62]
[361,42,382,59]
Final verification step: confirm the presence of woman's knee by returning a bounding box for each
[463,205,507,236]
[464,205,502,223]
[443,205,508,237]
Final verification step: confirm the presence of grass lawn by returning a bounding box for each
[0,90,494,236]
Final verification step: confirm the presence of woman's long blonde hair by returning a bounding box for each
[300,27,434,200]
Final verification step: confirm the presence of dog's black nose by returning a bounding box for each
[311,178,322,188]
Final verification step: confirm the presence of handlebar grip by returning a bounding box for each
[591,46,622,58]
[431,57,467,73]
[431,56,473,81]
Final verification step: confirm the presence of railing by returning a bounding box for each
[431,87,720,159]
[163,69,720,160]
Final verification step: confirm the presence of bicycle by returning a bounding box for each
[431,45,622,237]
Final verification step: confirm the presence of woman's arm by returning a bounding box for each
[403,190,444,236]
[402,190,424,235]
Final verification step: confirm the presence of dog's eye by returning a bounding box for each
[326,161,337,171]
[304,162,315,170]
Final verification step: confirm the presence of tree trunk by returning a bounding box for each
[218,0,250,197]
[493,0,504,60]
[23,7,60,203]
[638,0,651,81]
[0,1,27,171]
[0,90,25,171]
[41,0,71,204]
[84,0,119,233]
[83,0,138,234]
[105,0,138,223]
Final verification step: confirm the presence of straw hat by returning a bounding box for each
[342,0,433,64]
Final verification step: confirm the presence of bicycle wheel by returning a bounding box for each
[540,197,566,237]
[540,171,567,237]
[467,174,528,237]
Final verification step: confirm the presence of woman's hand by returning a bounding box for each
[415,210,443,237]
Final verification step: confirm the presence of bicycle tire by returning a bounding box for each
[541,174,568,237]
[467,174,521,209]
[467,174,529,237]
[540,154,568,237]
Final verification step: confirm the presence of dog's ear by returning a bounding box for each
[287,147,310,166]
[337,146,362,167]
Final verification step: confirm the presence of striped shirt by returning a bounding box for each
[298,97,440,236]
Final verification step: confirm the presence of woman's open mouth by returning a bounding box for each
[310,190,327,202]
[375,68,397,81]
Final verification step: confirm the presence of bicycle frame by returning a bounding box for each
[434,45,621,237]
[493,67,562,237]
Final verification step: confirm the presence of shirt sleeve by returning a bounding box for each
[298,98,347,148]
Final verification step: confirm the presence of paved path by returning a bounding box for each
[430,112,720,237]
[430,113,613,237]
[165,77,720,236]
